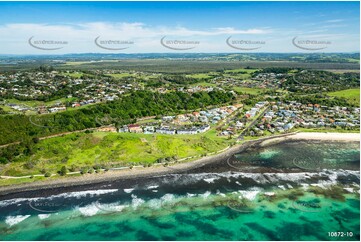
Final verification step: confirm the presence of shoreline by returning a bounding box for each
[0,131,359,197]
[259,132,360,146]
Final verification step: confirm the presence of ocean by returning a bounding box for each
[0,140,359,241]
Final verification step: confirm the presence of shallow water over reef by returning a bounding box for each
[0,141,359,241]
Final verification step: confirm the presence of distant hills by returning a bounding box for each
[0,53,359,63]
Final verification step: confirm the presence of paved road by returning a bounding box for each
[237,106,270,140]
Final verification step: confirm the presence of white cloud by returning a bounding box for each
[0,22,358,53]
[324,19,345,23]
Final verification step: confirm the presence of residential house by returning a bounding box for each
[128,124,143,133]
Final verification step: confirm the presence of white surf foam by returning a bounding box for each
[38,214,51,220]
[5,215,31,227]
[216,190,226,197]
[238,190,259,201]
[78,203,100,217]
[131,194,145,209]
[204,178,218,184]
[200,191,211,199]
[343,188,354,193]
[147,199,162,209]
[161,194,176,204]
[51,189,119,199]
[124,188,135,193]
[146,185,159,190]
[264,192,275,196]
[0,198,39,207]
[96,202,127,212]
[0,189,119,208]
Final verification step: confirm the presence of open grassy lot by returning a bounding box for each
[0,104,18,113]
[63,61,94,66]
[49,60,360,73]
[106,73,137,79]
[185,73,213,79]
[62,72,84,78]
[2,97,77,111]
[224,68,258,74]
[190,81,218,87]
[3,98,44,108]
[232,87,267,95]
[63,60,119,66]
[327,88,360,106]
[0,130,231,177]
[324,69,360,74]
[224,68,258,79]
[0,176,46,186]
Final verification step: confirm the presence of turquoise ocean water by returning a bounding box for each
[0,141,359,241]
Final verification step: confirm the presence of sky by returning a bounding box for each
[0,1,359,54]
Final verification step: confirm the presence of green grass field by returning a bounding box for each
[0,130,230,177]
[327,88,360,106]
[2,98,77,112]
[224,68,258,79]
[63,61,94,66]
[62,72,84,78]
[224,68,258,74]
[63,60,119,66]
[186,73,213,79]
[232,87,267,95]
[0,176,46,186]
[106,73,137,78]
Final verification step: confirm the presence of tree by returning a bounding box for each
[59,166,67,176]
[0,157,9,164]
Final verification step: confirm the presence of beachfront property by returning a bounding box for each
[112,104,239,135]
[128,124,143,133]
[97,126,118,132]
[49,106,66,113]
[156,127,176,135]
[249,101,360,135]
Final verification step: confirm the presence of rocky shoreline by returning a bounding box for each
[0,132,359,198]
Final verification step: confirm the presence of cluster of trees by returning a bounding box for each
[37,65,55,72]
[156,156,178,163]
[161,75,202,85]
[0,90,234,163]
[284,71,359,93]
[254,67,296,75]
[285,94,352,107]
